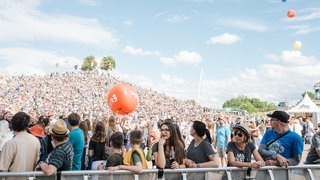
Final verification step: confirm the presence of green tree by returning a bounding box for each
[81,55,97,71]
[223,96,277,114]
[302,91,315,99]
[185,99,196,105]
[100,56,116,71]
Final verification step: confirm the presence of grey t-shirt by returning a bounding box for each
[305,132,320,164]
[187,139,215,164]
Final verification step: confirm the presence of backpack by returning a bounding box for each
[103,142,113,160]
[123,147,148,169]
[103,131,114,160]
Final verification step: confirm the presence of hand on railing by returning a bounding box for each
[249,161,265,169]
[185,159,196,168]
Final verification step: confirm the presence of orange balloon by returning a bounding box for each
[287,9,296,18]
[107,84,139,115]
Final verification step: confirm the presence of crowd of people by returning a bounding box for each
[0,70,320,178]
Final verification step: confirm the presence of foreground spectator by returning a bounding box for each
[152,121,185,169]
[185,121,219,168]
[227,124,264,168]
[35,119,74,175]
[0,112,40,172]
[304,125,320,164]
[68,112,85,170]
[29,123,48,162]
[108,130,147,173]
[98,131,124,169]
[0,120,14,152]
[258,111,303,167]
[88,121,107,170]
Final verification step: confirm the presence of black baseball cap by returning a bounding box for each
[267,110,290,123]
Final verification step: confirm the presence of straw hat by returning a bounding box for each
[29,124,46,138]
[49,119,69,137]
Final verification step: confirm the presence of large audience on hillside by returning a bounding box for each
[0,70,319,179]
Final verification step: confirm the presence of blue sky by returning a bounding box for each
[1,0,320,108]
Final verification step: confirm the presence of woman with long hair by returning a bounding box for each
[88,121,107,170]
[152,121,185,169]
[105,115,118,137]
[185,121,219,168]
[84,118,92,137]
[79,121,90,170]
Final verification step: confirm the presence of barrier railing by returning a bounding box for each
[1,165,320,180]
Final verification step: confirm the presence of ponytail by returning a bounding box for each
[205,129,212,144]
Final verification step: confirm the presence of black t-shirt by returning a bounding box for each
[89,140,105,161]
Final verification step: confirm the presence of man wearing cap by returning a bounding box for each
[0,112,40,172]
[35,119,74,175]
[258,110,303,167]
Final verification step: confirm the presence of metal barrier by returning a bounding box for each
[1,165,320,180]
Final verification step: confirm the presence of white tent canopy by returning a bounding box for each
[288,93,320,113]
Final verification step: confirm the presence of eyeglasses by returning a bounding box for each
[160,128,170,132]
[233,131,243,137]
[270,118,279,121]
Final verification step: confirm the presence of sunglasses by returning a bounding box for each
[233,131,243,137]
[160,128,170,132]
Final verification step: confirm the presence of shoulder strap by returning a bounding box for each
[244,143,251,162]
[266,130,290,147]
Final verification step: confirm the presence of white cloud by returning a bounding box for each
[207,33,241,45]
[123,20,134,26]
[173,50,320,108]
[160,50,202,66]
[122,45,160,56]
[266,50,318,67]
[111,70,154,88]
[220,19,268,32]
[0,47,81,75]
[161,74,184,84]
[291,8,320,21]
[0,0,117,46]
[165,15,189,23]
[110,49,320,108]
[154,12,166,18]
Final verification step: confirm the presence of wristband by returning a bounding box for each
[196,164,200,168]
